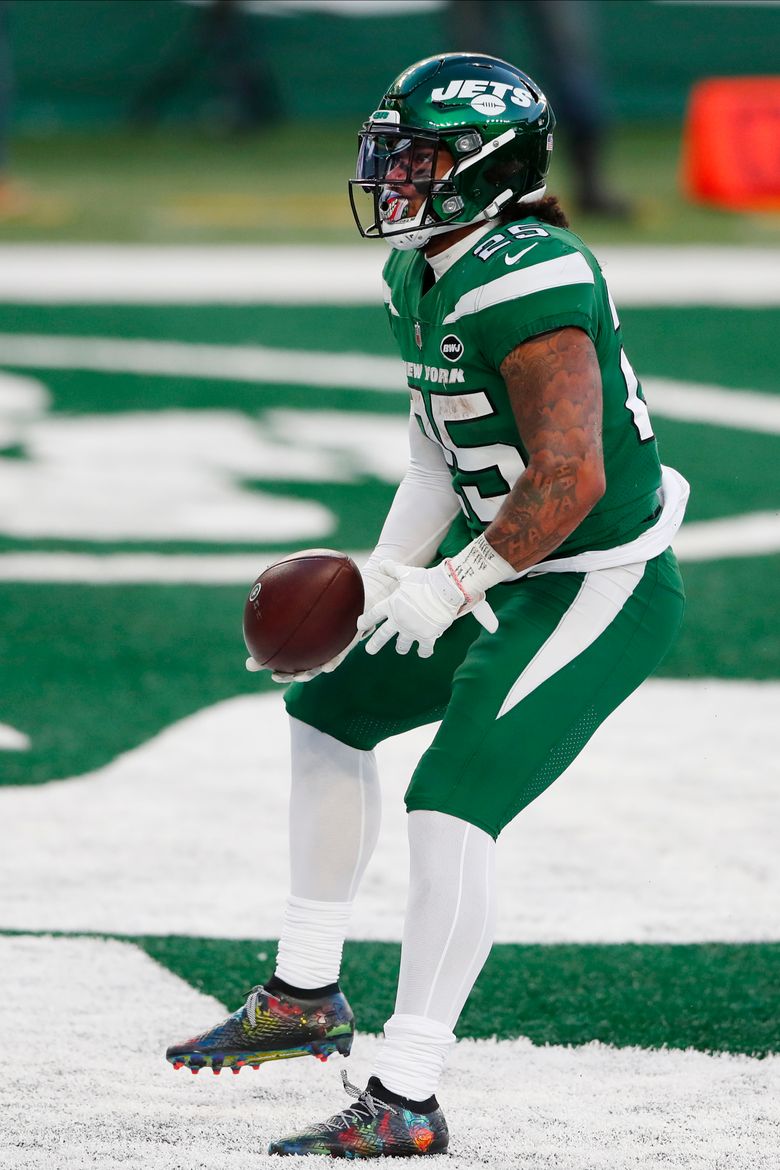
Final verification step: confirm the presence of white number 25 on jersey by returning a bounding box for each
[410,386,525,524]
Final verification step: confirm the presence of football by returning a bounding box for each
[243,549,365,673]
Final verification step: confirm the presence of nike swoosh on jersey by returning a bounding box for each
[505,243,540,265]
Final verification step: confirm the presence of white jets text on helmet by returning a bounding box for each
[431,80,534,108]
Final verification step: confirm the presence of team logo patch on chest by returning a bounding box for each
[440,334,464,362]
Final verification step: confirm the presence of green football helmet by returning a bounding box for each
[349,52,555,251]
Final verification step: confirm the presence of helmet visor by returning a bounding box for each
[349,127,455,239]
[356,131,437,187]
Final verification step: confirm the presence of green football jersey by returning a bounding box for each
[382,218,662,558]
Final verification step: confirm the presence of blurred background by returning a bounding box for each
[0,0,778,244]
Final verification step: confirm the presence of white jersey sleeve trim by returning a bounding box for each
[441,251,595,325]
[383,280,400,317]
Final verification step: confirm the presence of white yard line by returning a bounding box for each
[0,506,777,586]
[643,377,780,435]
[0,245,776,304]
[0,335,778,433]
[0,935,777,1170]
[0,682,777,944]
[0,333,405,391]
[0,551,282,583]
[674,511,780,560]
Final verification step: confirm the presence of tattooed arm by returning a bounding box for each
[357,327,605,658]
[485,327,606,572]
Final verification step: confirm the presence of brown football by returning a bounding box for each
[243,549,365,673]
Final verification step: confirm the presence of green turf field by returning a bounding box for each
[138,934,780,1057]
[0,298,777,787]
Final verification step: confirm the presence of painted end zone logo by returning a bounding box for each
[440,334,464,362]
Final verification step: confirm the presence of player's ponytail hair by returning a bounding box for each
[498,194,569,229]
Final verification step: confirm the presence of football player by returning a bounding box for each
[167,53,688,1158]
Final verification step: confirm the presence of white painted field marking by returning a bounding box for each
[0,409,336,542]
[0,391,409,543]
[0,724,29,751]
[0,244,777,304]
[2,335,780,443]
[0,550,279,582]
[0,343,776,560]
[0,508,777,584]
[0,370,49,447]
[0,936,778,1170]
[0,333,406,391]
[0,411,405,543]
[674,511,780,560]
[0,681,776,944]
[1,335,777,437]
[643,377,780,434]
[268,408,412,482]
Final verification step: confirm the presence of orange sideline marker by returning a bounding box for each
[682,77,780,211]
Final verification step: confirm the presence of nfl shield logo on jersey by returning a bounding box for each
[414,321,423,348]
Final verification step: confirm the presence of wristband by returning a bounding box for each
[446,534,515,601]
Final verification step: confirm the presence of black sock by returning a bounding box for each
[264,973,340,1000]
[366,1075,438,1114]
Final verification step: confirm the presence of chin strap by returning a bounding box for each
[482,189,515,220]
[385,202,498,251]
[383,182,549,252]
[515,183,548,205]
[481,184,547,220]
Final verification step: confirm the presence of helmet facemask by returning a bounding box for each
[350,121,551,251]
[349,125,467,251]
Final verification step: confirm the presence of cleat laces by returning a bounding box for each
[244,986,265,1023]
[322,1070,397,1133]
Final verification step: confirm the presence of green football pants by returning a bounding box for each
[285,548,685,839]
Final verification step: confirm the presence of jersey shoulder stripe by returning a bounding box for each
[442,251,595,326]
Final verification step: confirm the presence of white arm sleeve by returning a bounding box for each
[369,409,461,569]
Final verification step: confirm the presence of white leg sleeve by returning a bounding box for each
[372,810,496,1101]
[274,717,381,989]
[395,810,497,1027]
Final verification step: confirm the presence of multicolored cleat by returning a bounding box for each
[268,1070,449,1158]
[166,981,354,1075]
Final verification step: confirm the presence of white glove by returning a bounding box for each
[246,640,353,684]
[246,560,401,683]
[357,558,498,659]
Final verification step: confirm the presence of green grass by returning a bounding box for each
[0,551,776,788]
[0,582,264,785]
[2,927,775,1055]
[0,296,777,787]
[1,926,776,1057]
[4,123,780,246]
[129,935,780,1057]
